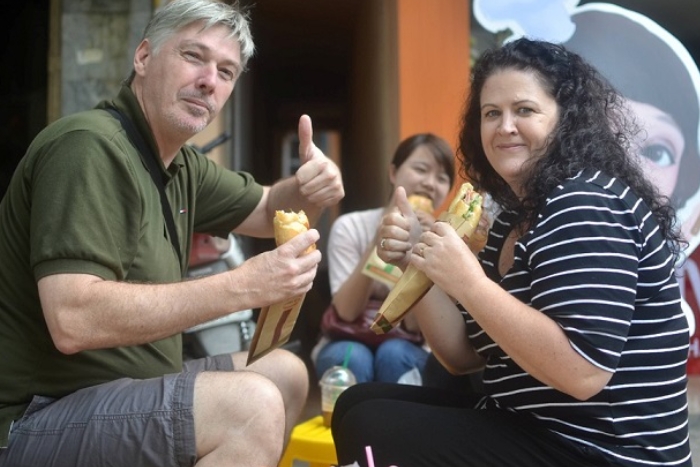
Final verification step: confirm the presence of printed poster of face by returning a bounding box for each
[473,0,700,372]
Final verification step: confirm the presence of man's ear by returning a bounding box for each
[133,39,151,76]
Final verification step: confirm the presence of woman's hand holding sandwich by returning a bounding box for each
[412,222,485,302]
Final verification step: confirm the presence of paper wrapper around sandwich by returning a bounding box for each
[370,209,479,334]
[246,211,313,366]
[247,293,308,365]
[361,195,434,288]
[362,248,403,288]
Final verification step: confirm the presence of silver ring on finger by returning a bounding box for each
[380,238,387,250]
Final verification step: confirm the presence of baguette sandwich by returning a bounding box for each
[371,183,483,334]
[246,209,315,366]
[407,194,434,214]
[273,210,315,253]
[445,183,483,238]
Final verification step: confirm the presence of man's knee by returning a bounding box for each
[234,348,309,400]
[194,370,285,419]
[193,371,286,462]
[194,371,286,453]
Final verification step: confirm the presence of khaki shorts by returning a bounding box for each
[0,354,233,467]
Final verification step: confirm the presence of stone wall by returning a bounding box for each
[61,0,151,116]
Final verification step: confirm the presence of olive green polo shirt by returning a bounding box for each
[0,85,263,447]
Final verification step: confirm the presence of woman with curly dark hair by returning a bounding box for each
[330,38,692,467]
[460,37,685,257]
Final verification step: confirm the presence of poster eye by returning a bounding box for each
[641,144,675,167]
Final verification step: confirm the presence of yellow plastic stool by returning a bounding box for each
[278,415,337,467]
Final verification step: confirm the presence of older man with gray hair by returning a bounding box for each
[0,1,344,466]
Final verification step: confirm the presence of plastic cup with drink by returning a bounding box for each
[320,344,357,427]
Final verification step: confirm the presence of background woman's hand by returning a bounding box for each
[376,187,423,270]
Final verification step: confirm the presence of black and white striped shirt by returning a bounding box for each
[469,171,691,466]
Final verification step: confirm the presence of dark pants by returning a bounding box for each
[421,352,482,394]
[331,382,611,467]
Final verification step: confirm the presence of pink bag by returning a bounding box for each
[320,300,423,349]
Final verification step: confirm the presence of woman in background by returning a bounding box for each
[312,134,454,383]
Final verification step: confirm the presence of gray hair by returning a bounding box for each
[128,0,255,82]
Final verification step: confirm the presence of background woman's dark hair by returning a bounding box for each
[392,133,455,188]
[458,37,683,257]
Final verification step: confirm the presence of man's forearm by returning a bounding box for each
[38,271,256,354]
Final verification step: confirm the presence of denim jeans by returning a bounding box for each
[314,338,428,383]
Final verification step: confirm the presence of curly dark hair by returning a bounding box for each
[458,38,684,258]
